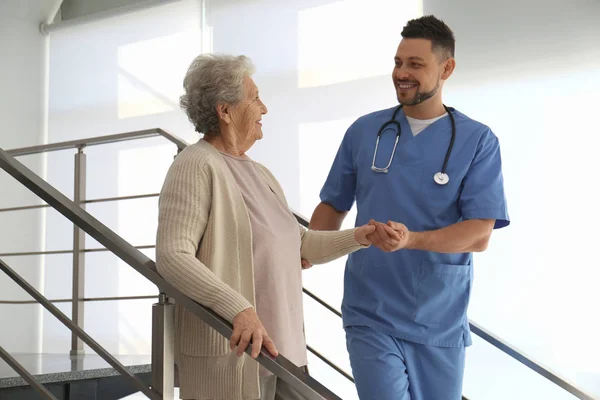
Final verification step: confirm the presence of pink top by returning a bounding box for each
[221,152,308,375]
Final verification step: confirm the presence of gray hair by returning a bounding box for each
[180,54,256,135]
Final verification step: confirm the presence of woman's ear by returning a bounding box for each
[441,58,456,80]
[216,103,231,124]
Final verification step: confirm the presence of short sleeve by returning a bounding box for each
[459,131,510,229]
[319,126,357,212]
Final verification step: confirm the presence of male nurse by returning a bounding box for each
[308,15,510,400]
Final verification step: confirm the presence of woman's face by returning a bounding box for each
[227,75,268,153]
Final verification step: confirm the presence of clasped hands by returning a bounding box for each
[353,219,411,252]
[301,220,412,269]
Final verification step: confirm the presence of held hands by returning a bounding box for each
[366,219,412,252]
[355,220,411,252]
[354,223,377,245]
[230,308,278,359]
[300,220,411,269]
[301,224,377,269]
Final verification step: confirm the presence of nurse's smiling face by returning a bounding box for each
[392,38,454,107]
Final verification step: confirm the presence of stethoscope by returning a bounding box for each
[371,104,456,185]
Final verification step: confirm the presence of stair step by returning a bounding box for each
[0,353,150,388]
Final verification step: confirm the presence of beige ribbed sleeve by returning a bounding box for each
[299,227,367,264]
[155,154,252,322]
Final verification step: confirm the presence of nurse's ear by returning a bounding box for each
[441,58,456,81]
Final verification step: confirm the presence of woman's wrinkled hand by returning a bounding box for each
[231,308,278,359]
[354,223,377,246]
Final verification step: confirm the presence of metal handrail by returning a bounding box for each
[295,221,595,400]
[469,322,595,400]
[303,288,342,319]
[0,193,161,214]
[0,259,161,400]
[0,294,157,305]
[0,344,58,400]
[5,128,187,157]
[0,147,340,399]
[0,245,156,258]
[2,133,353,390]
[0,196,366,392]
[302,290,355,382]
[307,345,354,383]
[1,132,596,399]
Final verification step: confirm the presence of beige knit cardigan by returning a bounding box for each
[156,140,364,399]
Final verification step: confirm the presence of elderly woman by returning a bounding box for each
[155,54,381,400]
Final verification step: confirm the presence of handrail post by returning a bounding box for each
[152,293,175,399]
[71,146,86,360]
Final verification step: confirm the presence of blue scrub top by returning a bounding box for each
[320,106,510,347]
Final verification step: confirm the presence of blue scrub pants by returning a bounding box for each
[345,325,465,400]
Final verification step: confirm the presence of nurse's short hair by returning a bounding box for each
[180,54,256,135]
[401,15,455,60]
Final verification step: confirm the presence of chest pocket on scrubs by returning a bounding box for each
[413,261,471,325]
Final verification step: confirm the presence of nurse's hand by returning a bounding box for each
[385,220,411,251]
[367,219,410,252]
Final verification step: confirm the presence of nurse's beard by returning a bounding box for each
[399,78,441,106]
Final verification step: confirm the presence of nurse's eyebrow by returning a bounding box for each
[394,56,426,62]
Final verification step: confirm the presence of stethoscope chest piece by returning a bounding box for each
[434,172,449,185]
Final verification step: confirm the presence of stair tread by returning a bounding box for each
[0,353,150,388]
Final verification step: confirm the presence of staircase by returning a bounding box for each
[0,353,151,399]
[0,130,595,400]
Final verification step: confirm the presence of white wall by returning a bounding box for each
[209,0,600,398]
[40,0,600,398]
[44,0,203,355]
[435,0,600,398]
[0,0,61,355]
